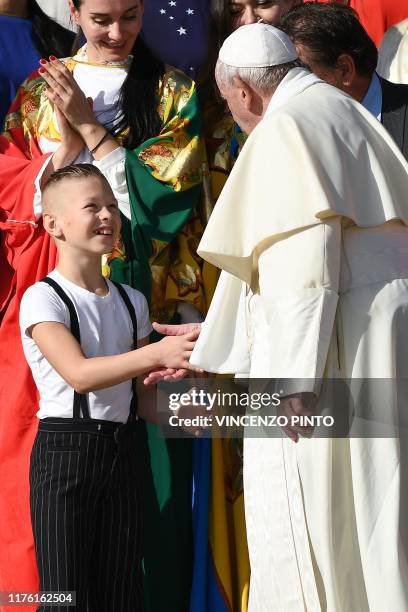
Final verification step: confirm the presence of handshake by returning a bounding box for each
[143,322,204,387]
[143,322,316,443]
[140,321,212,437]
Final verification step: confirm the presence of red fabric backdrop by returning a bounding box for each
[307,0,408,46]
[0,134,55,610]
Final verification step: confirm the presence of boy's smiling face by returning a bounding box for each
[43,176,121,256]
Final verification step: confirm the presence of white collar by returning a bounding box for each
[264,67,323,119]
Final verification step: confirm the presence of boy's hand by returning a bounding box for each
[144,322,203,385]
[156,330,203,373]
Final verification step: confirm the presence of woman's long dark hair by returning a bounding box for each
[196,0,231,136]
[72,0,164,150]
[28,0,76,58]
[115,36,164,149]
[210,0,231,52]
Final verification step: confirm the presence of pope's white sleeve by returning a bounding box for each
[189,272,251,375]
[93,147,131,220]
[255,217,341,389]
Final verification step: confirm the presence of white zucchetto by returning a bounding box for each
[218,23,298,68]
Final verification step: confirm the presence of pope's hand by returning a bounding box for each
[278,393,316,443]
[153,322,202,336]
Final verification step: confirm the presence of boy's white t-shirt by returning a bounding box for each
[19,269,152,423]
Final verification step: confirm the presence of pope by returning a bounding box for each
[153,23,408,612]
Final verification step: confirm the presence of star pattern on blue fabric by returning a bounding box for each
[158,2,200,38]
[143,0,209,79]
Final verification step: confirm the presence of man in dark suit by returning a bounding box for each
[281,1,408,160]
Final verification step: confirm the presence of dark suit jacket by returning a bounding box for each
[380,75,408,161]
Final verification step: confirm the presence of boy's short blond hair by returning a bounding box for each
[42,164,112,213]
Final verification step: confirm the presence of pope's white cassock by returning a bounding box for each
[191,67,408,611]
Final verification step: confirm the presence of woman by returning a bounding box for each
[0,0,75,126]
[0,0,206,608]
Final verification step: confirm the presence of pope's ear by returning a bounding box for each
[232,76,254,108]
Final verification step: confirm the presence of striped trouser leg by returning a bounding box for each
[29,429,122,611]
[87,428,144,611]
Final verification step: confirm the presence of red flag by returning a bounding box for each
[0,130,55,609]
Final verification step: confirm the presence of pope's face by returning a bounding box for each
[229,0,302,30]
[217,80,255,134]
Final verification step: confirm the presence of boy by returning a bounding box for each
[19,164,201,611]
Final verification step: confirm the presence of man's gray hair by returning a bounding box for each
[215,59,302,94]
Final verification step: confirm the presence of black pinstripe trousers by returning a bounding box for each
[29,420,144,612]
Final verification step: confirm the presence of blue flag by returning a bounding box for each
[142,0,210,79]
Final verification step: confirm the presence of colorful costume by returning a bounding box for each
[0,49,206,611]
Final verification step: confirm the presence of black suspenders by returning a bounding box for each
[110,281,138,423]
[40,277,139,422]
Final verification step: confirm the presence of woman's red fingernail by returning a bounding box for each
[39,59,46,65]
[39,68,45,74]
[49,55,56,61]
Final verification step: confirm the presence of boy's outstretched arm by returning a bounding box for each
[30,321,202,394]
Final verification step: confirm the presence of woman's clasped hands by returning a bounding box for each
[38,56,115,171]
[39,56,97,135]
